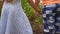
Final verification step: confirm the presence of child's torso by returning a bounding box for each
[42,0,60,6]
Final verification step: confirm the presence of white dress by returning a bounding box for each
[0,0,33,34]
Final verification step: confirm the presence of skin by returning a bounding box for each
[1,0,4,4]
[27,0,40,16]
[0,0,3,1]
[35,0,40,7]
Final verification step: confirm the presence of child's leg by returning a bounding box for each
[55,3,60,34]
[42,4,56,34]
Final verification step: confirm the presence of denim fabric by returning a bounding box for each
[42,3,60,34]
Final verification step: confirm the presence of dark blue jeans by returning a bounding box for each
[42,3,60,34]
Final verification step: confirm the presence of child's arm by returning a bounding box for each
[35,0,40,7]
[27,0,39,11]
[27,0,40,16]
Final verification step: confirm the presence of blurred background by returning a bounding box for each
[0,0,43,34]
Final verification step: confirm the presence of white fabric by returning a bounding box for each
[0,0,33,34]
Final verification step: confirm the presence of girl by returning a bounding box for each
[0,0,33,34]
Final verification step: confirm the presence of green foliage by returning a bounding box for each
[21,0,42,23]
[21,0,34,17]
